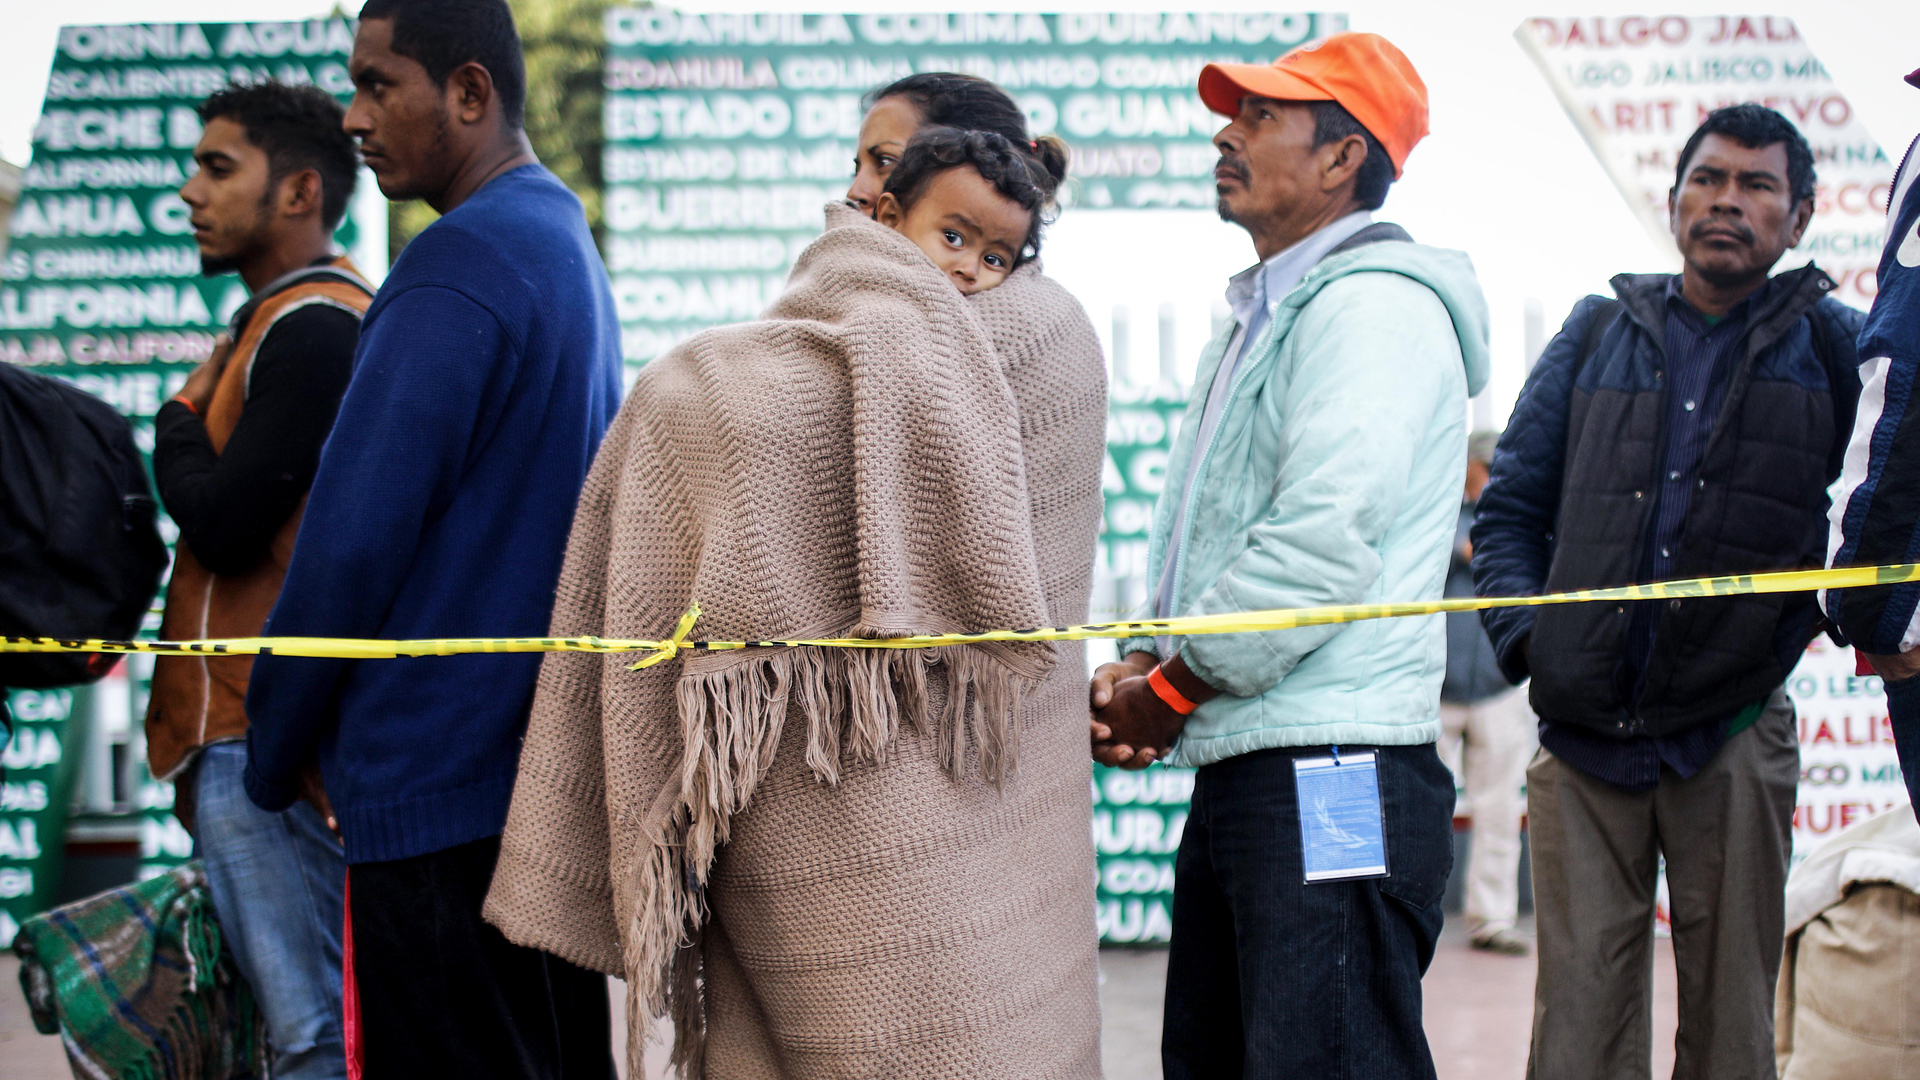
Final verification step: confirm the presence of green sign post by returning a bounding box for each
[2,19,384,927]
[1,688,85,944]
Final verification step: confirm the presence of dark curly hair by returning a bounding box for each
[882,127,1069,263]
[199,81,359,229]
[864,72,1030,147]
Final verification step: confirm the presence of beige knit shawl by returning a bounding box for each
[485,203,1107,1076]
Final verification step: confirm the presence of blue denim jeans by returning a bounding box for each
[195,741,347,1080]
[1883,671,1920,810]
[1162,742,1455,1080]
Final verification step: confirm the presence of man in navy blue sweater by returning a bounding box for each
[243,2,621,1074]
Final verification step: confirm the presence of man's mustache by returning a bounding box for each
[1690,218,1754,245]
[1214,155,1250,184]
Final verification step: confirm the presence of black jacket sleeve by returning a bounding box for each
[1470,295,1618,684]
[153,305,359,575]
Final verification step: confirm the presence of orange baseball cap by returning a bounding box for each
[1198,32,1430,177]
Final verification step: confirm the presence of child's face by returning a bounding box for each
[874,166,1030,295]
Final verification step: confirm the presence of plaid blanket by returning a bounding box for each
[12,860,269,1079]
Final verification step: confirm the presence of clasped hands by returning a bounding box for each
[1088,650,1217,769]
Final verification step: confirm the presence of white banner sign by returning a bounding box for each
[1786,637,1905,861]
[1519,14,1893,310]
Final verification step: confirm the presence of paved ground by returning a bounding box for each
[6,915,1678,1079]
[1089,918,1679,1080]
[1418,918,1679,1080]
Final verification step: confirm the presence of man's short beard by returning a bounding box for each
[1216,196,1238,225]
[200,189,277,278]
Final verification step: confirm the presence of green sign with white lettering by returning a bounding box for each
[5,20,377,370]
[1091,763,1193,944]
[600,8,1343,365]
[2,689,84,944]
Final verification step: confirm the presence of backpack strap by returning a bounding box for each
[1804,299,1839,378]
[228,262,375,341]
[1326,221,1413,256]
[1574,297,1624,383]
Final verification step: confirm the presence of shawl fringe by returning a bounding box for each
[625,645,1032,1077]
[482,231,1109,1074]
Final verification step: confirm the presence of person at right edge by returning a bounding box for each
[1472,103,1864,1080]
[242,0,622,1076]
[1824,66,1920,814]
[1089,33,1489,1079]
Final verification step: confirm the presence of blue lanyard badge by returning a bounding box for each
[1292,748,1389,883]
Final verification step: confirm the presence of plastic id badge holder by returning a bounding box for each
[1293,748,1389,883]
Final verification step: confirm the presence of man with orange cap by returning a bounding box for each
[1088,32,1487,1077]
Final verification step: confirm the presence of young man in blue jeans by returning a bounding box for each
[1089,33,1486,1079]
[148,81,372,1080]
[243,1,622,1075]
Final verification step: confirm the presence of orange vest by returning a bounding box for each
[144,256,373,778]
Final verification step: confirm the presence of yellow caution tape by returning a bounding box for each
[4,564,1914,670]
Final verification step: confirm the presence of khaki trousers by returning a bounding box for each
[1439,687,1538,933]
[1526,689,1798,1080]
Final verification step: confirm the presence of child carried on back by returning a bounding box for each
[487,125,1089,1071]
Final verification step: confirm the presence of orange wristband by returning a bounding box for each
[170,394,198,415]
[1147,664,1199,715]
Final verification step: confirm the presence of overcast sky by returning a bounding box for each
[4,1,1915,424]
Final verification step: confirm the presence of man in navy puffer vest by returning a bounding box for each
[1472,104,1863,1080]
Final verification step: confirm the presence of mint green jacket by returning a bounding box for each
[1119,238,1490,766]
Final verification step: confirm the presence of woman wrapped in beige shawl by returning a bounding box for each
[485,95,1108,1079]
